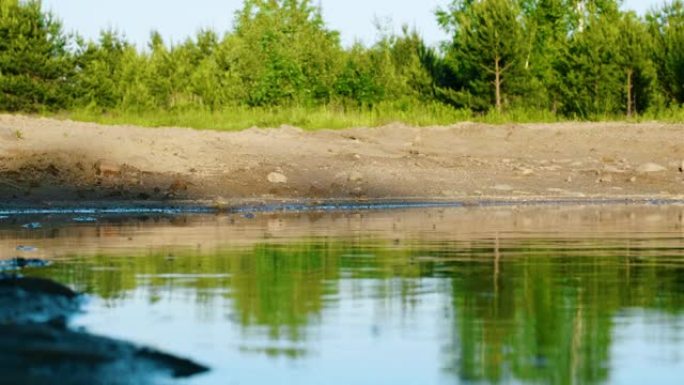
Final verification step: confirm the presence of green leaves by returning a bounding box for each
[440,0,527,112]
[648,0,684,105]
[1,0,683,120]
[0,0,71,111]
[437,0,675,118]
[230,0,342,106]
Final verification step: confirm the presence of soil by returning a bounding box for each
[1,114,683,205]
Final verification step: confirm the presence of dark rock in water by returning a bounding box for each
[0,323,209,385]
[135,347,210,378]
[0,275,79,324]
[0,275,76,298]
[0,275,210,384]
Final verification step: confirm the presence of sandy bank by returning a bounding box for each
[1,115,683,205]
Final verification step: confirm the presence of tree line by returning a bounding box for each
[1,0,684,120]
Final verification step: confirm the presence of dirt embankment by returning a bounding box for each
[1,114,683,205]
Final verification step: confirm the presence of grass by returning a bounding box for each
[57,102,472,131]
[45,102,684,131]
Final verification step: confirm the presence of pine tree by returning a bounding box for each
[0,0,72,111]
[557,1,624,117]
[73,30,131,109]
[438,0,526,112]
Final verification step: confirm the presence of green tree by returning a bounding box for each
[617,12,657,117]
[648,0,684,106]
[334,44,385,107]
[0,0,72,111]
[384,27,435,101]
[72,30,132,109]
[519,0,573,112]
[438,0,527,112]
[231,0,342,106]
[557,3,624,117]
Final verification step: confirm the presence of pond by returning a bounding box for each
[2,204,684,385]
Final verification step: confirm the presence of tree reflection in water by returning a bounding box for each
[28,233,684,384]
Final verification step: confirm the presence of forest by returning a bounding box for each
[1,0,684,128]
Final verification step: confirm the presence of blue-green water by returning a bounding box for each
[3,205,684,384]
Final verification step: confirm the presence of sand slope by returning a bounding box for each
[1,114,683,204]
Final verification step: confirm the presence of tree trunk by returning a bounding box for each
[495,56,502,112]
[626,69,633,118]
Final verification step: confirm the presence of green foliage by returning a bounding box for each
[558,7,624,117]
[2,0,684,126]
[62,101,472,131]
[230,0,342,106]
[438,0,527,112]
[0,0,71,111]
[648,0,684,105]
[334,43,385,107]
[72,30,137,109]
[518,0,572,112]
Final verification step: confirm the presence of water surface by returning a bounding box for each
[2,205,684,385]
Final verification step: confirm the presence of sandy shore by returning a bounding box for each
[1,114,683,206]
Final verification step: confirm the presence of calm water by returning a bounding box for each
[2,205,684,385]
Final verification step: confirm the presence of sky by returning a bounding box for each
[42,0,662,49]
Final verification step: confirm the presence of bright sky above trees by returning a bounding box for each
[42,0,658,48]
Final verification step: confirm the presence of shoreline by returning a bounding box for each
[1,196,684,217]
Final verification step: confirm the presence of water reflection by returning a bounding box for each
[2,205,684,384]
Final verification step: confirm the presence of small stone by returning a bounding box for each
[679,160,684,173]
[169,179,189,192]
[94,160,121,177]
[597,175,613,183]
[629,176,637,183]
[603,165,626,173]
[267,172,288,184]
[518,168,534,176]
[493,184,513,191]
[353,154,361,160]
[348,171,363,183]
[440,190,462,197]
[566,176,573,183]
[46,164,60,176]
[636,162,667,173]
